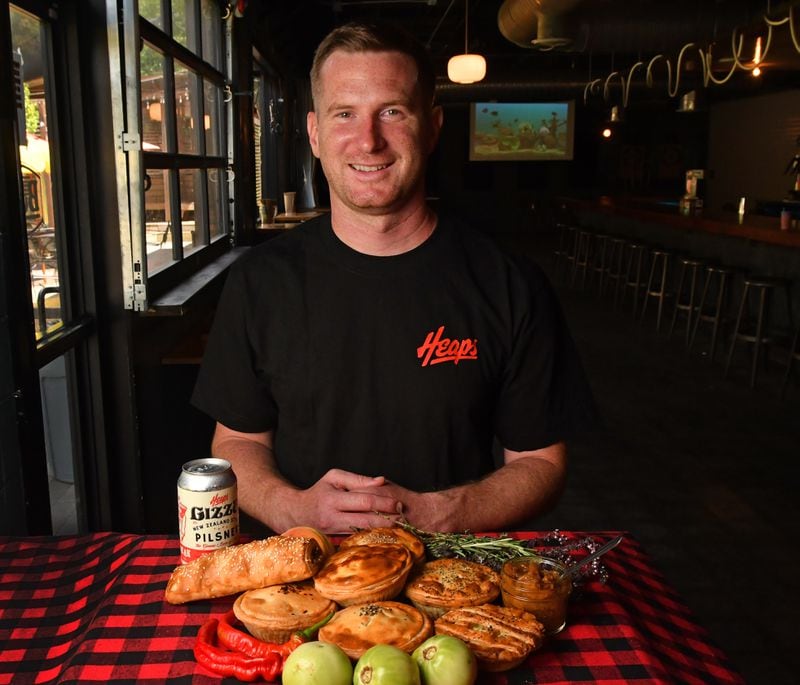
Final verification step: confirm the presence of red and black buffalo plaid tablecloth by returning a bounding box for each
[0,532,744,684]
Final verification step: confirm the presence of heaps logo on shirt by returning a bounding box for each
[417,325,478,367]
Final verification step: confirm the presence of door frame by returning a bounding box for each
[1,0,119,534]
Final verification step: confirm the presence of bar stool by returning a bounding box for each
[640,248,675,331]
[588,233,610,297]
[552,223,578,284]
[669,256,705,344]
[603,236,627,301]
[618,241,649,315]
[689,264,735,361]
[571,229,594,290]
[724,275,793,388]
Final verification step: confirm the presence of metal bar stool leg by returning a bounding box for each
[590,234,609,297]
[669,261,687,337]
[709,270,730,361]
[615,244,633,310]
[725,283,749,380]
[623,245,647,318]
[656,255,671,332]
[685,263,701,346]
[750,286,769,388]
[632,248,645,317]
[640,255,658,324]
[688,268,711,351]
[669,258,703,345]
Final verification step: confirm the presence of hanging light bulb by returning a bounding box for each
[447,0,486,84]
[752,36,763,77]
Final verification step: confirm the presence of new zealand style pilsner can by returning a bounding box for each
[178,458,239,564]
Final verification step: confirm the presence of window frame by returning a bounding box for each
[106,0,233,311]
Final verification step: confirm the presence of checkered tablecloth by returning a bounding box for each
[0,532,744,684]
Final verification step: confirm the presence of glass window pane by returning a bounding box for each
[179,168,203,256]
[172,0,195,52]
[174,61,198,154]
[208,168,224,240]
[201,0,222,70]
[204,79,221,156]
[138,0,163,28]
[145,169,177,274]
[140,43,167,152]
[12,6,64,340]
[40,353,79,534]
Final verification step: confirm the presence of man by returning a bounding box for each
[191,22,594,534]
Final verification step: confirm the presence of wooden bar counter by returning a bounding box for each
[562,195,800,249]
[561,195,799,329]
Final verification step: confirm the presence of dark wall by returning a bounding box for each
[431,100,709,238]
[132,303,219,533]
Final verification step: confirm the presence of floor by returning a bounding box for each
[504,231,800,685]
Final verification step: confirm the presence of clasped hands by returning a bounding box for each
[290,468,445,534]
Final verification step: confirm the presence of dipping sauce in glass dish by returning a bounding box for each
[500,556,572,635]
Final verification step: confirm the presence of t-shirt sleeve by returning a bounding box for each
[191,260,278,433]
[493,259,596,451]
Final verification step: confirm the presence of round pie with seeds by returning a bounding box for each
[403,557,500,618]
[317,601,432,659]
[233,582,337,643]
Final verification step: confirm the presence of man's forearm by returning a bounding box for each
[211,429,299,532]
[395,444,567,532]
[210,424,405,533]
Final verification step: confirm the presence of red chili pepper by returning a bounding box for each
[194,617,283,682]
[217,610,334,660]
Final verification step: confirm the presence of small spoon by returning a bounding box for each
[561,535,624,580]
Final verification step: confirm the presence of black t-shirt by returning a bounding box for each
[191,214,594,492]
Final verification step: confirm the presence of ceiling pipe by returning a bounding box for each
[498,0,584,49]
[497,0,755,55]
[434,77,672,103]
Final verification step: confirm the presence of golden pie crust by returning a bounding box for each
[313,543,413,606]
[233,582,337,643]
[318,601,433,659]
[404,558,500,618]
[434,604,545,672]
[338,527,426,566]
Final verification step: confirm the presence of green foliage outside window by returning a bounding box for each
[24,82,39,134]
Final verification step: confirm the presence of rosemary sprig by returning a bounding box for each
[395,521,540,570]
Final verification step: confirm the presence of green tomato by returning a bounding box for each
[412,635,477,685]
[282,641,353,685]
[353,644,420,685]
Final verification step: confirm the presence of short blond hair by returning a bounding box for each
[310,21,436,111]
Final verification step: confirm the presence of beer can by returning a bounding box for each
[177,458,239,564]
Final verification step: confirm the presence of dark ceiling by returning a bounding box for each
[250,0,800,105]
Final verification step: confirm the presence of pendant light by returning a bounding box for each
[752,35,763,77]
[447,0,486,84]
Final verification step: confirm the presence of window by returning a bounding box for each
[13,5,64,340]
[108,0,232,309]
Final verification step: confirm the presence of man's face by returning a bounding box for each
[307,50,442,216]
